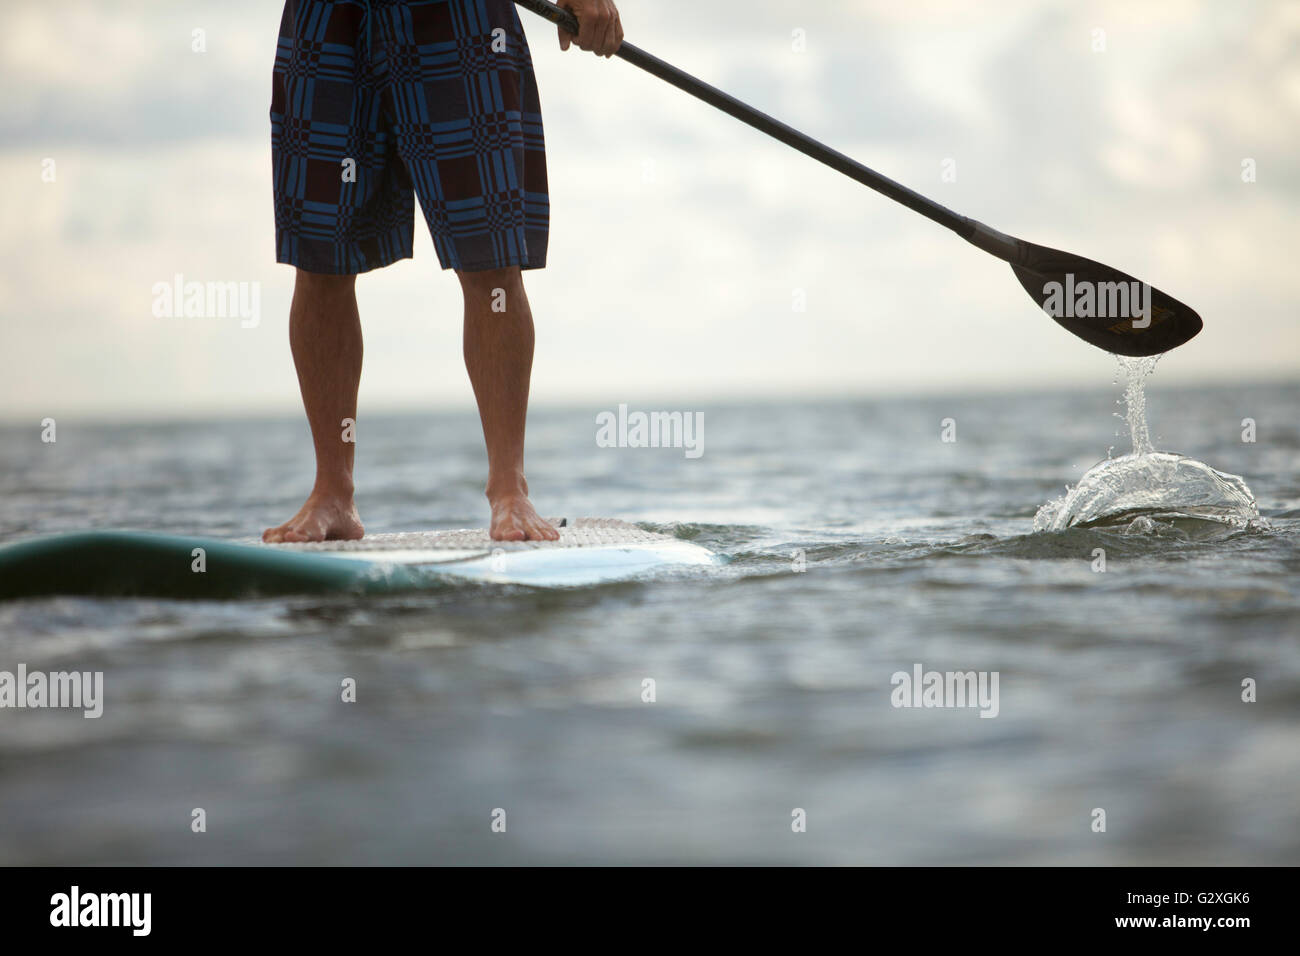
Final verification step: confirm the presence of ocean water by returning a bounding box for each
[0,382,1297,865]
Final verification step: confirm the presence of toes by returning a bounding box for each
[520,517,558,541]
[492,522,525,541]
[489,497,559,541]
[263,502,360,545]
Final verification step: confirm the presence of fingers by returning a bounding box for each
[598,8,620,57]
[557,1,573,50]
[558,0,622,56]
[576,2,599,52]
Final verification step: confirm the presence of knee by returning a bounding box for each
[456,266,522,299]
[295,269,357,294]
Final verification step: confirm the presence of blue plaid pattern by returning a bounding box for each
[271,0,549,274]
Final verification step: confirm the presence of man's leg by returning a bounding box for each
[458,266,559,541]
[263,269,365,543]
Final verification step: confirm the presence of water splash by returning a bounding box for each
[1035,357,1263,533]
[1034,451,1260,531]
[1117,355,1160,455]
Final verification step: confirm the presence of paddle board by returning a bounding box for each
[0,519,718,599]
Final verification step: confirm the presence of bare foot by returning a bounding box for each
[489,490,560,541]
[263,491,364,543]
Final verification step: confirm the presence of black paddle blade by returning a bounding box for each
[1009,240,1202,356]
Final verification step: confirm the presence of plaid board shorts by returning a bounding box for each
[270,0,548,274]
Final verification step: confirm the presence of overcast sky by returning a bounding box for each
[2,0,1297,421]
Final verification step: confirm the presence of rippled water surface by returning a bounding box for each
[1,383,1297,864]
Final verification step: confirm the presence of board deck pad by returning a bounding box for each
[261,518,678,558]
[0,519,718,600]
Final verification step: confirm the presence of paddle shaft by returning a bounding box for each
[512,0,1019,259]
